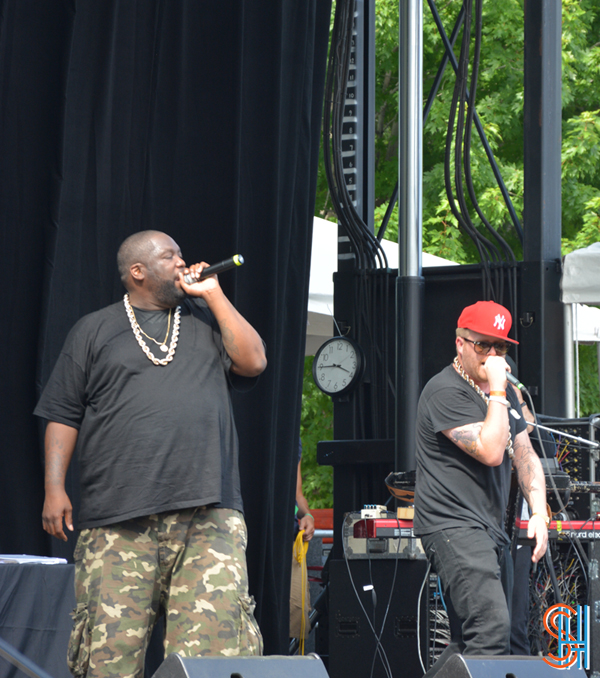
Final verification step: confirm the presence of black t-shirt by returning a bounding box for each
[35,297,251,529]
[414,364,527,545]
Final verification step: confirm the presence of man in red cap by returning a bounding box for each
[414,300,548,673]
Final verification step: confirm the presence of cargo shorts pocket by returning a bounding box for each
[67,602,91,677]
[238,595,263,656]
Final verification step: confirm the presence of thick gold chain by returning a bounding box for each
[124,294,181,366]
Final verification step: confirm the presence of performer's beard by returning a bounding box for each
[152,277,186,307]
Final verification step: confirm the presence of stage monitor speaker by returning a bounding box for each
[151,652,329,678]
[328,558,429,678]
[435,654,587,678]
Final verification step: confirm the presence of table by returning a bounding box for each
[0,563,74,678]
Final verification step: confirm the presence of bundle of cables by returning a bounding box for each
[443,0,519,311]
[322,0,388,271]
[322,0,396,440]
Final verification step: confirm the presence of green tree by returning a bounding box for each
[299,356,334,509]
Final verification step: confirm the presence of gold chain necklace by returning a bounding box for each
[124,294,181,366]
[452,356,514,459]
[135,307,172,351]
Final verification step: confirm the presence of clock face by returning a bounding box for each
[312,337,363,396]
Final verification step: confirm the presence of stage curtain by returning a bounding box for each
[0,0,331,655]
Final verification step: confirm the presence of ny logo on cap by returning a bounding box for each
[494,314,506,330]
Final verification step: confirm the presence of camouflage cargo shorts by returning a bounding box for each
[67,507,263,678]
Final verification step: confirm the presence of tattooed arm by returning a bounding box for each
[42,421,78,541]
[512,429,548,562]
[441,400,511,466]
[180,261,266,377]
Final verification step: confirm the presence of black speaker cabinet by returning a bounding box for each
[328,558,429,678]
[436,654,587,678]
[151,653,329,678]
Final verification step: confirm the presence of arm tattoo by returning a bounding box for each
[512,437,540,506]
[45,434,71,486]
[219,320,240,358]
[449,423,483,459]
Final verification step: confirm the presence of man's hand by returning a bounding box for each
[179,262,220,298]
[43,421,78,541]
[42,489,73,541]
[298,514,315,542]
[179,262,266,377]
[482,355,509,391]
[527,512,549,563]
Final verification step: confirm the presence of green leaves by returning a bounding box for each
[300,356,334,508]
[317,0,600,258]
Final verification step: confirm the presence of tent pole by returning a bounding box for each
[575,303,580,417]
[564,304,575,418]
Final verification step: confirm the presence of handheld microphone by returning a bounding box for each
[183,254,244,284]
[506,371,527,391]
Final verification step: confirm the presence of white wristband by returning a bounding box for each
[488,395,509,406]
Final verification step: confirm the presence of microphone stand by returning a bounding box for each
[527,421,599,448]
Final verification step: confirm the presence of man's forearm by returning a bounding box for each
[204,288,266,376]
[513,431,547,513]
[45,422,78,490]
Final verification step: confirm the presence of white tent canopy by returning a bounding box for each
[561,242,600,304]
[561,242,600,417]
[307,217,457,355]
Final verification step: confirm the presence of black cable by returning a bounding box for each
[428,0,524,244]
[424,3,466,127]
[442,0,497,300]
[377,4,466,245]
[376,182,397,243]
[417,559,432,674]
[341,513,394,678]
[462,0,517,300]
[524,391,591,571]
[366,511,402,678]
[544,543,564,606]
[324,0,388,272]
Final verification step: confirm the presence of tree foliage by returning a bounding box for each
[299,356,334,509]
[304,0,600,507]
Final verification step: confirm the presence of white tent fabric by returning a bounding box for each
[561,241,600,304]
[306,217,457,354]
[561,242,600,417]
[572,304,600,343]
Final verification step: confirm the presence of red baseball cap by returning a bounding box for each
[457,301,519,344]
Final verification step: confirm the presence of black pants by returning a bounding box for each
[421,527,513,676]
[510,544,532,655]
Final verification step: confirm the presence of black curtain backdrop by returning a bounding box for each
[0,0,331,655]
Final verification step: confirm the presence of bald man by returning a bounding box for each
[35,231,266,678]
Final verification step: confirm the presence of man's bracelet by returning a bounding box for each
[304,513,314,521]
[488,395,509,406]
[531,512,550,526]
[489,390,506,397]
